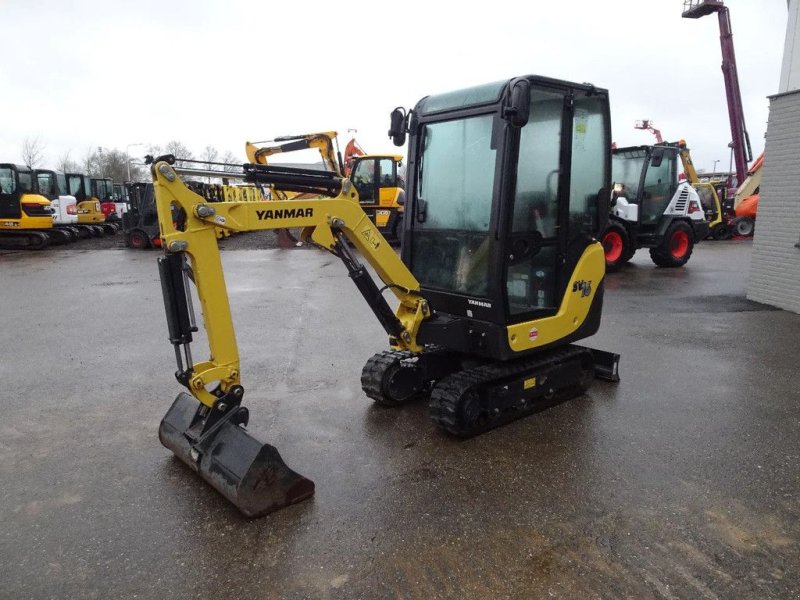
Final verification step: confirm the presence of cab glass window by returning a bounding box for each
[641,149,676,225]
[611,151,645,202]
[506,89,562,315]
[0,167,16,194]
[18,171,33,193]
[352,158,376,202]
[57,174,68,196]
[378,158,396,186]
[569,95,607,238]
[411,114,496,297]
[67,175,83,196]
[37,173,56,196]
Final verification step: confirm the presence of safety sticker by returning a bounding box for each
[523,377,537,390]
[361,226,380,249]
[528,327,539,341]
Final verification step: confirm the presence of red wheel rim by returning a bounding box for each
[603,231,624,262]
[670,230,690,258]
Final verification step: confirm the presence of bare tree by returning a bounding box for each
[21,136,46,169]
[221,150,241,173]
[81,147,142,182]
[164,140,194,168]
[56,151,81,174]
[202,146,220,182]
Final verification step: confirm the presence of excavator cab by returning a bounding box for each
[33,169,80,233]
[0,164,63,248]
[91,177,118,222]
[350,155,405,239]
[66,173,106,229]
[398,77,610,353]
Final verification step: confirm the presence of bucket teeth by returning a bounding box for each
[159,392,314,517]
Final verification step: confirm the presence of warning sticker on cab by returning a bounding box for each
[528,327,539,341]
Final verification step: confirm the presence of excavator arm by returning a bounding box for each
[153,159,427,409]
[676,140,700,185]
[152,157,432,517]
[245,131,342,174]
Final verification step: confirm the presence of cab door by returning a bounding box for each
[0,165,21,219]
[351,157,378,205]
[503,88,609,323]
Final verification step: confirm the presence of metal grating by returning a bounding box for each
[681,0,724,19]
[674,187,690,212]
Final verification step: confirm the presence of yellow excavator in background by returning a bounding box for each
[0,163,73,248]
[65,172,113,234]
[675,140,760,240]
[247,133,406,240]
[151,75,620,517]
[245,132,341,198]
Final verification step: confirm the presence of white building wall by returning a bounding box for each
[747,90,800,313]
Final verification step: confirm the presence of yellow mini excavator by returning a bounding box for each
[151,75,620,517]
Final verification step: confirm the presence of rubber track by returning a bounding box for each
[429,345,592,437]
[361,349,417,406]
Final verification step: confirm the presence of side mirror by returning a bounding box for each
[388,107,407,147]
[503,78,530,128]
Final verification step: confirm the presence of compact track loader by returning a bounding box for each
[151,75,620,517]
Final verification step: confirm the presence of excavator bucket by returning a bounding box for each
[159,392,315,518]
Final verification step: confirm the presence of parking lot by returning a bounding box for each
[1,240,797,598]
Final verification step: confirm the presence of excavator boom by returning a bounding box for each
[152,158,428,517]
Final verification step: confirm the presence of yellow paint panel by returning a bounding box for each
[507,243,605,352]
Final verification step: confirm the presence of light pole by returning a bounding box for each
[712,159,720,174]
[126,143,145,182]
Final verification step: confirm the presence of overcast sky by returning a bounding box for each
[0,0,788,175]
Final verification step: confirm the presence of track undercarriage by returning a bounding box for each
[362,345,619,437]
[0,227,78,249]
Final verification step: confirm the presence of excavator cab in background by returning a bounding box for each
[32,169,85,238]
[601,143,708,270]
[349,154,405,241]
[150,75,620,517]
[66,172,110,233]
[673,140,729,240]
[91,177,119,222]
[0,163,74,248]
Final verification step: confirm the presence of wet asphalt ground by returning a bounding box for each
[0,239,798,599]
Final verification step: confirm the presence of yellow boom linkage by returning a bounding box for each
[152,159,427,410]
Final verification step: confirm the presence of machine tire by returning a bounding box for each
[650,221,694,268]
[620,243,636,264]
[127,230,150,249]
[712,223,731,240]
[732,216,755,237]
[600,223,631,271]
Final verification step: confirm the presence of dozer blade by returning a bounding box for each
[588,348,621,382]
[159,392,315,518]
